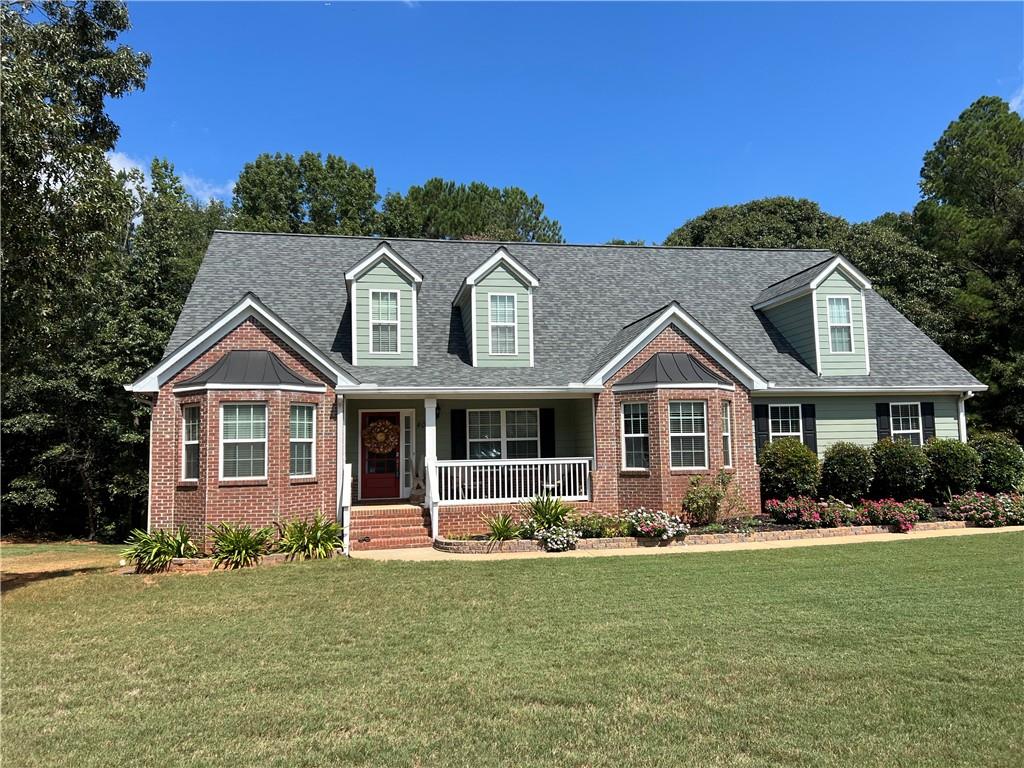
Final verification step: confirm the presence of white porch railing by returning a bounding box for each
[435,457,592,505]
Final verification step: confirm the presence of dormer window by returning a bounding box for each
[827,296,853,353]
[489,294,517,355]
[370,290,400,354]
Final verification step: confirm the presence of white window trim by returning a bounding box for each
[466,408,540,460]
[768,403,803,443]
[289,404,317,479]
[668,400,708,471]
[722,401,733,469]
[219,402,268,481]
[487,293,518,356]
[181,405,200,481]
[827,296,855,354]
[889,402,923,445]
[369,289,401,355]
[620,401,650,471]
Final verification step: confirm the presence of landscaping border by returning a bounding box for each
[118,549,346,574]
[433,520,971,554]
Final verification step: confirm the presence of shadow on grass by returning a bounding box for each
[1,564,115,594]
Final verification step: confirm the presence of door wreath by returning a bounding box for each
[363,419,400,454]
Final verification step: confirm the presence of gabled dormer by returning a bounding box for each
[754,255,872,377]
[345,242,422,366]
[454,247,539,368]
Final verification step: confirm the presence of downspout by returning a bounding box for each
[958,391,974,442]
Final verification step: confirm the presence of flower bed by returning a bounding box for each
[118,549,346,574]
[434,521,971,554]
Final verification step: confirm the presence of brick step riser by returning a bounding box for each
[350,515,430,526]
[351,527,432,539]
[351,536,433,551]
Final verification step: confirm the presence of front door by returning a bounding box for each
[360,411,401,499]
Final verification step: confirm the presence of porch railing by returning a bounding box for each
[435,457,592,505]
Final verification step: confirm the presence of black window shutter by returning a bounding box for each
[450,409,467,460]
[875,403,890,440]
[801,404,817,455]
[539,408,556,458]
[753,404,769,459]
[921,402,936,442]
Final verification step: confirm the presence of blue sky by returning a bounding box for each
[109,2,1023,243]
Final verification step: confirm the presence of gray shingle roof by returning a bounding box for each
[616,353,730,388]
[164,232,983,391]
[174,349,320,390]
[753,256,834,305]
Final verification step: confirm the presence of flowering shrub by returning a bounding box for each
[946,492,1024,527]
[623,507,689,541]
[855,498,926,533]
[533,525,581,552]
[764,496,822,527]
[572,513,629,539]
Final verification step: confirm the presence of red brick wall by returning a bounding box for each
[148,318,338,548]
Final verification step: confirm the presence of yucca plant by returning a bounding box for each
[275,512,343,560]
[209,522,273,569]
[482,512,520,542]
[121,526,198,573]
[522,495,574,528]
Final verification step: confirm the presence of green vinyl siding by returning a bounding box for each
[474,264,532,367]
[752,395,962,457]
[763,294,815,371]
[816,270,868,376]
[436,398,593,460]
[354,260,415,366]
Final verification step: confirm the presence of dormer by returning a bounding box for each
[754,255,872,377]
[345,242,422,366]
[454,247,539,367]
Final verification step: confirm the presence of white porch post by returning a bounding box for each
[424,397,439,538]
[336,394,351,554]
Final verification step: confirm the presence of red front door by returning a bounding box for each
[360,412,401,499]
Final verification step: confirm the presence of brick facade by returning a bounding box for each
[148,318,338,547]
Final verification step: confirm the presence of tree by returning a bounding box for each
[231,151,379,235]
[379,178,563,242]
[665,197,848,249]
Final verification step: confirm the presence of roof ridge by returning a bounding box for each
[209,230,836,253]
[758,255,836,290]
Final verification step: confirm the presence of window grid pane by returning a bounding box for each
[490,295,515,324]
[669,402,707,468]
[290,442,312,476]
[770,405,801,437]
[622,403,649,469]
[722,401,732,467]
[468,410,501,440]
[828,297,851,324]
[371,292,398,322]
[371,323,398,353]
[490,325,515,354]
[505,409,538,439]
[830,326,853,353]
[290,405,314,440]
[222,404,266,478]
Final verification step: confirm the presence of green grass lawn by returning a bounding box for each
[3,534,1022,767]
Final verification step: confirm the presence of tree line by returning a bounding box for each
[1,2,1020,539]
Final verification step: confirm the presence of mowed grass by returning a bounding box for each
[3,534,1022,768]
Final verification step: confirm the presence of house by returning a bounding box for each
[126,232,985,550]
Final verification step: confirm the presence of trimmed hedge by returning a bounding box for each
[819,442,875,503]
[759,438,819,502]
[871,439,929,501]
[969,432,1024,493]
[924,438,980,502]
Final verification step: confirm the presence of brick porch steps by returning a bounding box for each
[352,534,434,550]
[349,503,432,551]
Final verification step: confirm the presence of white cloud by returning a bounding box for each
[1009,81,1024,114]
[106,150,150,191]
[181,173,234,202]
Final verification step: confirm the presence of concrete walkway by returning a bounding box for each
[351,525,1021,562]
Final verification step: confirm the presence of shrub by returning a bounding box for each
[946,492,1024,527]
[482,512,520,542]
[121,526,198,573]
[870,439,929,500]
[209,522,274,569]
[819,442,874,503]
[970,432,1024,493]
[533,525,580,552]
[680,474,726,526]
[572,513,628,539]
[275,513,343,559]
[764,496,825,528]
[855,498,925,533]
[623,507,689,540]
[519,496,574,530]
[759,438,819,502]
[924,439,981,502]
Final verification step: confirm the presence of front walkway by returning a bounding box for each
[351,525,1021,562]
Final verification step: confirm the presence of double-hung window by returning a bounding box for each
[669,401,707,469]
[827,296,854,353]
[370,290,399,354]
[489,294,517,355]
[621,403,650,470]
[289,404,316,478]
[721,401,733,469]
[468,409,539,459]
[890,403,923,445]
[221,403,267,480]
[182,405,200,481]
[769,404,802,443]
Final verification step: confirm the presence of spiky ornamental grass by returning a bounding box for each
[120,526,198,573]
[275,513,343,560]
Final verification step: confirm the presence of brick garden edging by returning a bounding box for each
[432,520,970,554]
[118,549,346,574]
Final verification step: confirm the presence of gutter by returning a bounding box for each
[753,385,987,396]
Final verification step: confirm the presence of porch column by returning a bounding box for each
[424,398,438,538]
[336,394,351,553]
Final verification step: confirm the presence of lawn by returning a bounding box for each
[2,534,1022,767]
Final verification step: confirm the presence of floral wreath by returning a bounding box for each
[363,419,400,454]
